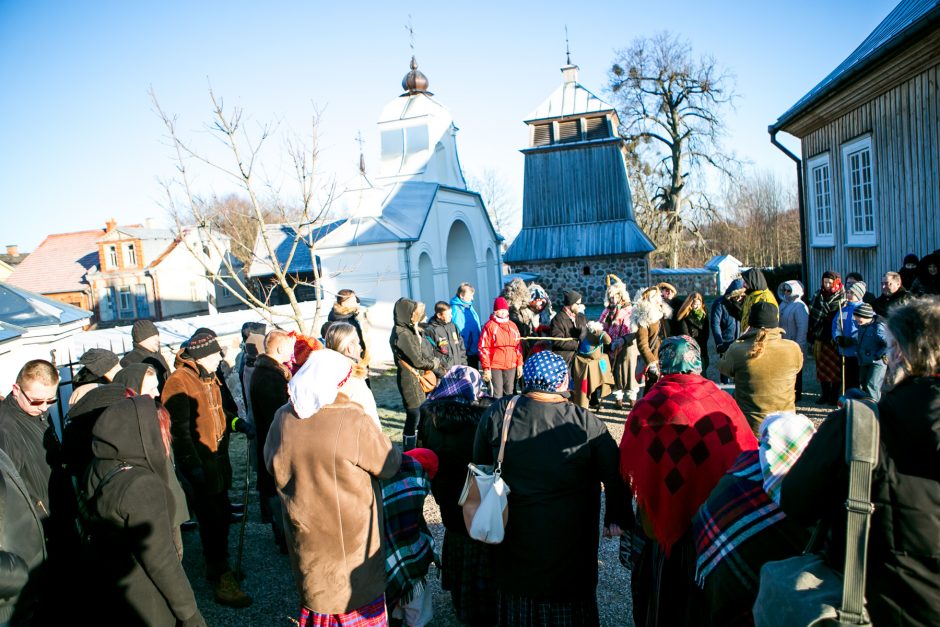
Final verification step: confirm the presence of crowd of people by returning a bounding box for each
[0,249,938,626]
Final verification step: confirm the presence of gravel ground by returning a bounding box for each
[187,355,832,626]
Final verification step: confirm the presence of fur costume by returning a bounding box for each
[505,279,554,358]
[571,321,614,408]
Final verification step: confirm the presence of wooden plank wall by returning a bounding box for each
[800,63,939,290]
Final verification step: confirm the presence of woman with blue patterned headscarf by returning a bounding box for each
[471,351,633,625]
[418,366,497,624]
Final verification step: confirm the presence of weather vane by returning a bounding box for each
[565,25,571,65]
[406,15,415,52]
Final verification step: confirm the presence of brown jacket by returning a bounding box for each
[264,394,401,613]
[163,351,231,494]
[718,328,804,434]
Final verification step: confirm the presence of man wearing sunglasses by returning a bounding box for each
[0,359,60,519]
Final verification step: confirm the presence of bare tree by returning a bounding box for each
[467,168,520,244]
[152,87,336,334]
[704,170,801,268]
[608,31,738,267]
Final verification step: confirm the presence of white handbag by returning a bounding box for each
[458,395,519,544]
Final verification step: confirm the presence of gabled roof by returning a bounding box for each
[525,65,614,122]
[0,282,92,329]
[772,0,940,131]
[704,254,742,270]
[247,220,346,277]
[7,229,104,294]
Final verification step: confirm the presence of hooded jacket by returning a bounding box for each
[424,316,467,371]
[777,280,809,351]
[163,351,232,495]
[85,396,202,626]
[449,296,483,357]
[740,269,777,330]
[781,377,940,626]
[710,279,744,354]
[120,346,171,394]
[911,253,940,296]
[390,299,441,410]
[479,314,523,371]
[265,394,401,614]
[62,383,128,481]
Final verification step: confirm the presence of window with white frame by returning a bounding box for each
[125,243,137,266]
[107,245,119,268]
[807,153,834,246]
[841,136,877,246]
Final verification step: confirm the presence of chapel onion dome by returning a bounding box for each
[401,56,433,95]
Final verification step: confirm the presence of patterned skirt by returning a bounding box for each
[498,591,600,627]
[440,530,498,625]
[299,595,387,627]
[814,341,842,383]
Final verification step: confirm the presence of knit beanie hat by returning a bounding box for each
[853,303,875,319]
[903,253,919,265]
[493,296,509,311]
[186,331,222,360]
[749,301,779,329]
[79,348,120,377]
[563,290,582,307]
[132,320,159,344]
[849,281,867,302]
[404,448,439,479]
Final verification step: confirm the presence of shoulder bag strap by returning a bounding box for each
[840,399,879,623]
[494,395,520,476]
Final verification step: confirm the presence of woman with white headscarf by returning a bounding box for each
[264,349,402,626]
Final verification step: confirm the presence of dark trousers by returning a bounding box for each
[190,488,231,579]
[490,368,517,397]
[403,407,421,438]
[795,367,804,402]
[467,354,480,370]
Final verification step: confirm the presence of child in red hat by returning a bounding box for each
[478,296,523,397]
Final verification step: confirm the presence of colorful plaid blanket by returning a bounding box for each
[381,456,435,607]
[692,450,785,586]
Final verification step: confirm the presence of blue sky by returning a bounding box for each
[0,0,897,251]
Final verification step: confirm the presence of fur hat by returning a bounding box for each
[132,320,159,344]
[606,274,630,305]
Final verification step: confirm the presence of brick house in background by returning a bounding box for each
[7,229,104,312]
[85,221,242,325]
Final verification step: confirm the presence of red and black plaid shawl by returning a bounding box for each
[620,373,757,554]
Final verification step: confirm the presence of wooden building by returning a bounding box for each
[504,61,654,305]
[770,0,940,288]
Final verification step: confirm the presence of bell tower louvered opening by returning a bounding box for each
[584,116,609,140]
[557,119,581,143]
[532,123,553,147]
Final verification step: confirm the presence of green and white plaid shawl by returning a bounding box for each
[758,412,816,503]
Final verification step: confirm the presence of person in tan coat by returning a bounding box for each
[718,302,804,435]
[265,348,401,623]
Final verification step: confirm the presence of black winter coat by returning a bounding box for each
[249,354,291,499]
[472,395,633,599]
[419,396,493,534]
[0,448,46,625]
[85,396,203,626]
[549,310,587,366]
[0,396,51,520]
[424,317,467,373]
[781,376,940,626]
[390,299,442,410]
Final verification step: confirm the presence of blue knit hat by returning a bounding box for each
[522,351,569,392]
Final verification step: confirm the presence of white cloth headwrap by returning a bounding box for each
[758,411,817,504]
[288,349,353,419]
